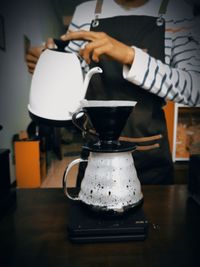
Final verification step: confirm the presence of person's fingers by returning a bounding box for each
[61,30,104,42]
[25,46,44,74]
[27,46,44,57]
[27,62,36,69]
[28,67,35,74]
[45,38,56,49]
[91,44,112,63]
[27,64,36,74]
[80,38,108,64]
[60,30,135,65]
[25,54,38,64]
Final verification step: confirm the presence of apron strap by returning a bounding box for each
[94,0,170,17]
[157,0,169,26]
[95,0,103,14]
[158,0,170,15]
[92,0,103,27]
[120,134,163,143]
[93,0,170,27]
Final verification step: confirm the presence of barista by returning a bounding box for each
[26,0,200,185]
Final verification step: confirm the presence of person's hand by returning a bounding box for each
[26,46,44,74]
[60,31,135,65]
[25,38,55,74]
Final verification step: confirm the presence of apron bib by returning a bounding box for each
[82,0,174,184]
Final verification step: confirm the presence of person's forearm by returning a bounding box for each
[123,46,200,107]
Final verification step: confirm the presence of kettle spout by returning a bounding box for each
[83,67,103,94]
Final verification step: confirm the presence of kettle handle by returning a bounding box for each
[53,39,70,52]
[63,158,88,201]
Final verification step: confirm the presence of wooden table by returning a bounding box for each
[0,185,199,267]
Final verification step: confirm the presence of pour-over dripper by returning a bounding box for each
[72,100,137,146]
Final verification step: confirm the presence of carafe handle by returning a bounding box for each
[63,158,88,201]
[72,110,98,138]
[72,110,87,133]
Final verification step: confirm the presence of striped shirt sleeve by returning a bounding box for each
[63,3,93,73]
[123,17,200,107]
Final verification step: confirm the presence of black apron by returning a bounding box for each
[81,0,174,185]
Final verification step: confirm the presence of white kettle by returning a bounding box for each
[28,42,102,124]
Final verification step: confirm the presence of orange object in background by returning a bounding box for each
[14,140,46,188]
[163,101,175,153]
[176,123,190,158]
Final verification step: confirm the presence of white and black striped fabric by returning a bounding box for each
[64,0,200,107]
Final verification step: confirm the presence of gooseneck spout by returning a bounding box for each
[83,67,103,94]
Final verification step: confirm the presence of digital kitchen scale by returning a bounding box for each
[67,201,149,243]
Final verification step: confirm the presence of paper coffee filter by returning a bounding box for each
[80,100,137,107]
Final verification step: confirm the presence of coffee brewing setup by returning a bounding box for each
[63,100,143,213]
[28,41,149,242]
